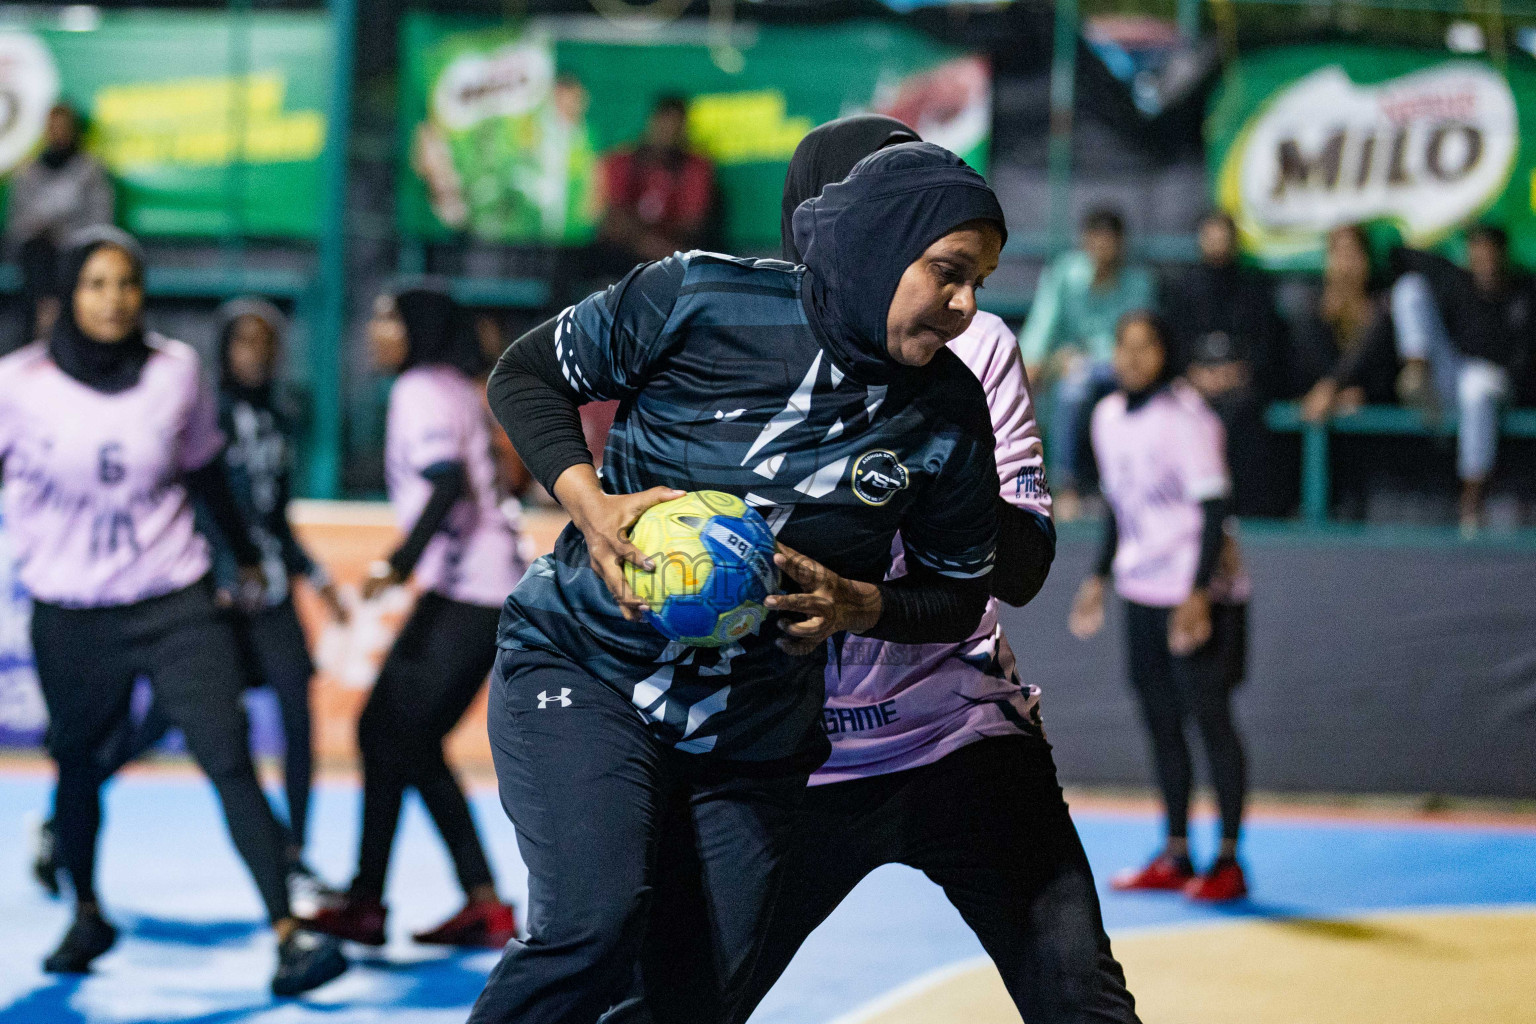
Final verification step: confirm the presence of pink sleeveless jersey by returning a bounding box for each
[385,365,525,608]
[1091,380,1248,607]
[814,311,1052,785]
[0,336,223,608]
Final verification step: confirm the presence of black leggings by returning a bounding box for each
[32,582,292,922]
[230,599,316,853]
[352,592,501,902]
[735,736,1139,1024]
[70,598,318,859]
[1124,600,1248,843]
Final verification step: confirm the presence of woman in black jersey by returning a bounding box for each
[208,297,347,903]
[0,228,347,994]
[472,143,1005,1024]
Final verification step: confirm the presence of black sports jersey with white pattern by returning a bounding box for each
[497,251,998,765]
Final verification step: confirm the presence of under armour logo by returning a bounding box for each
[537,689,572,709]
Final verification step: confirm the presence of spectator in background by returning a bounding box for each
[593,95,715,275]
[1292,225,1398,422]
[1160,212,1288,516]
[1021,207,1154,519]
[4,103,114,345]
[1390,226,1535,533]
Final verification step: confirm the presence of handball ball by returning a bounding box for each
[624,490,780,647]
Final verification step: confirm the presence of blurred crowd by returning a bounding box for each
[6,96,1534,531]
[1023,207,1536,532]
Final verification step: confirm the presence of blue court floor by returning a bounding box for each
[1,770,1533,1024]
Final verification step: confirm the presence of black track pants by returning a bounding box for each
[468,644,806,1024]
[32,581,292,922]
[1123,600,1248,843]
[352,592,501,902]
[735,736,1140,1024]
[79,596,317,859]
[229,598,316,853]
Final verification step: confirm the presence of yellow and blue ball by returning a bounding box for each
[624,490,780,647]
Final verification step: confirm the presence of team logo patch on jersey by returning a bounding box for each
[851,449,909,506]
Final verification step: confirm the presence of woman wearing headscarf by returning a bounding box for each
[207,297,347,905]
[307,284,523,949]
[1070,311,1252,903]
[0,227,347,994]
[29,298,348,915]
[471,142,1004,1024]
[728,116,1139,1024]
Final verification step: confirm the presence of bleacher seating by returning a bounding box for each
[1266,402,1536,525]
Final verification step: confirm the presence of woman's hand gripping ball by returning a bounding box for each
[554,464,685,622]
[767,544,882,656]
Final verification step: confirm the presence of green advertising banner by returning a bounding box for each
[398,16,991,250]
[0,11,331,239]
[1208,45,1536,271]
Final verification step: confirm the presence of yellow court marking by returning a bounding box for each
[834,908,1536,1024]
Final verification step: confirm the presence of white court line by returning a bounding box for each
[821,902,1536,1024]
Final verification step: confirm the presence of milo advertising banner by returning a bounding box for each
[0,11,331,238]
[399,16,991,249]
[1208,46,1536,269]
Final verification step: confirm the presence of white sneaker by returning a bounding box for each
[27,811,61,898]
[286,864,341,919]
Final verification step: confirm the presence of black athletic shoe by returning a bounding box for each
[30,814,61,898]
[43,909,118,974]
[272,929,348,997]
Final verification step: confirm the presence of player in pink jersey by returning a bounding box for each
[28,297,349,917]
[1071,310,1251,903]
[0,227,348,993]
[719,116,1141,1024]
[307,285,524,949]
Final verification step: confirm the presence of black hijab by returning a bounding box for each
[792,141,1006,384]
[48,226,150,395]
[215,296,288,407]
[395,284,482,376]
[780,114,919,263]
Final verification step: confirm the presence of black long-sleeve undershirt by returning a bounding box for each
[1095,498,1228,590]
[992,498,1055,607]
[486,315,990,644]
[865,567,990,644]
[1094,506,1119,580]
[387,461,467,579]
[487,316,591,496]
[186,456,262,568]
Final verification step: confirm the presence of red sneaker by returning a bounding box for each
[412,901,518,949]
[1185,860,1248,902]
[1110,854,1195,892]
[305,897,387,946]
